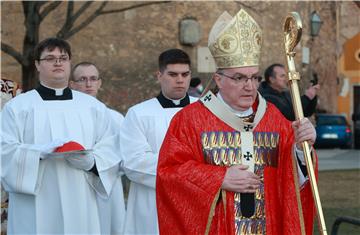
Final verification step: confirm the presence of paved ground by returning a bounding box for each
[316,149,360,171]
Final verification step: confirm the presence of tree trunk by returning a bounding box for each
[22,2,41,91]
[21,63,38,92]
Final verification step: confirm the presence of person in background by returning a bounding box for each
[188,77,204,97]
[156,10,317,235]
[69,61,124,134]
[1,78,22,109]
[258,63,320,121]
[69,62,125,235]
[1,38,120,234]
[1,78,22,235]
[120,48,197,235]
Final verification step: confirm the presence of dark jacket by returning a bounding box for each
[258,82,317,121]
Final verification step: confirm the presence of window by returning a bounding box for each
[317,116,346,126]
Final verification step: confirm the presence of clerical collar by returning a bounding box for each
[36,83,72,100]
[217,92,253,117]
[156,92,190,108]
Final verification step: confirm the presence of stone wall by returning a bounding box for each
[1,1,358,114]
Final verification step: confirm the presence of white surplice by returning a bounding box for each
[120,96,197,235]
[1,90,120,234]
[96,108,126,235]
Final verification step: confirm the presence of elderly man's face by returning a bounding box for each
[214,66,260,111]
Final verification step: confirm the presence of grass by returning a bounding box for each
[122,171,360,234]
[313,170,360,235]
[123,170,360,234]
[1,171,358,235]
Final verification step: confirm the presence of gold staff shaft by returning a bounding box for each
[283,12,327,235]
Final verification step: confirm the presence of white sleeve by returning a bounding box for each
[120,108,157,189]
[109,109,125,176]
[88,106,122,198]
[1,105,41,195]
[293,145,309,186]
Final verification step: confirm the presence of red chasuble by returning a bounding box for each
[156,100,316,235]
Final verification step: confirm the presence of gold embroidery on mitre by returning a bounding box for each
[208,9,262,68]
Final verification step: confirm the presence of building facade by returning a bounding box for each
[1,1,359,120]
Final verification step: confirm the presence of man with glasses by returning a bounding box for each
[1,38,120,234]
[156,10,317,235]
[69,61,126,235]
[120,49,197,235]
[69,62,103,97]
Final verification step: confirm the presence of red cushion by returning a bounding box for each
[55,141,85,152]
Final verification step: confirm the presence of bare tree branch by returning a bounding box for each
[1,42,26,66]
[39,1,62,21]
[5,0,172,90]
[72,1,93,22]
[57,1,95,39]
[62,2,108,39]
[59,1,171,39]
[36,1,48,9]
[99,1,170,15]
[66,1,74,21]
[57,1,75,39]
[235,1,268,14]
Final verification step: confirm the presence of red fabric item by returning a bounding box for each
[55,141,85,153]
[156,100,316,235]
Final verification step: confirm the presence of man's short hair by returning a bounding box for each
[158,49,191,72]
[71,62,98,81]
[34,37,72,61]
[264,63,285,83]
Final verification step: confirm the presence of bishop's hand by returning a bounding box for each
[221,164,261,193]
[292,117,316,150]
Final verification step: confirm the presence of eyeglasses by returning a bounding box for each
[217,72,261,85]
[39,55,70,64]
[72,77,101,83]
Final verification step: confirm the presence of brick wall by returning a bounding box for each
[1,1,359,114]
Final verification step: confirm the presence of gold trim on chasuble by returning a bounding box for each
[201,91,280,235]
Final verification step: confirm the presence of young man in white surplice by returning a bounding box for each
[70,61,125,235]
[1,38,120,234]
[120,49,197,235]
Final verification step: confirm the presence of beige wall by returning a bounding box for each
[1,1,358,114]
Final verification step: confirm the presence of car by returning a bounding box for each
[314,114,352,149]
